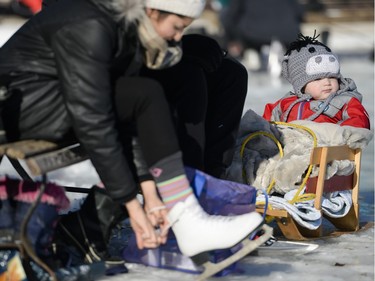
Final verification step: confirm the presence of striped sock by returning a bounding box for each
[157,174,193,210]
[150,152,194,210]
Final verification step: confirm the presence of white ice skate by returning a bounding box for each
[167,194,273,280]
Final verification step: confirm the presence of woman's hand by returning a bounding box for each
[125,198,159,249]
[140,180,169,244]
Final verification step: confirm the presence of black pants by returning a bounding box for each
[114,77,180,180]
[140,56,248,178]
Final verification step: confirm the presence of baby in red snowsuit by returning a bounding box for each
[263,33,370,129]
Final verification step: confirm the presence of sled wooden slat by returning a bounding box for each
[306,174,353,193]
[310,146,361,214]
[257,145,362,240]
[256,208,289,218]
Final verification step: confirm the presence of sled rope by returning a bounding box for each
[240,130,283,194]
[273,122,318,204]
[240,122,318,206]
[240,131,282,222]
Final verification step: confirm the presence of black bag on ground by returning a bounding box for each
[54,186,128,267]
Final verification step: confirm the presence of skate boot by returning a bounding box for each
[168,194,263,256]
[167,194,273,279]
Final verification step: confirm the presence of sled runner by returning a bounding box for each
[0,140,88,281]
[256,144,362,240]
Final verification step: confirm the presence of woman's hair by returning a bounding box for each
[156,10,189,20]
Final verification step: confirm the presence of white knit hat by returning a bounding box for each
[145,0,206,19]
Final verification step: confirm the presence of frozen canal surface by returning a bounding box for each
[0,15,374,281]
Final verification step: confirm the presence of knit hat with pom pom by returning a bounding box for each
[282,33,341,97]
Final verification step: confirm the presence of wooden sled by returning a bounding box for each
[0,140,88,281]
[256,145,362,240]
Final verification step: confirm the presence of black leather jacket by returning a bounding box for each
[0,0,145,203]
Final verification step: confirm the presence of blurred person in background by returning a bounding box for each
[220,0,304,72]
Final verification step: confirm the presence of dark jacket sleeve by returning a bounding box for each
[51,19,138,203]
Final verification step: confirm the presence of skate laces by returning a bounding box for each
[146,206,170,237]
[146,206,167,215]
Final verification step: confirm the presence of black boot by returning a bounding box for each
[0,178,15,243]
[54,186,129,275]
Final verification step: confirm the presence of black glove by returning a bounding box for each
[181,34,226,73]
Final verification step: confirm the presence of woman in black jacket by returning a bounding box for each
[0,0,263,261]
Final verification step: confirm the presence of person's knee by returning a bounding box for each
[215,57,248,101]
[116,77,165,102]
[115,77,167,120]
[136,78,164,102]
[222,57,248,84]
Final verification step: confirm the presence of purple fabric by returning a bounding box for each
[185,166,256,215]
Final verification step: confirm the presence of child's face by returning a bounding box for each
[304,77,339,100]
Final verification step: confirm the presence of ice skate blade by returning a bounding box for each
[195,224,273,281]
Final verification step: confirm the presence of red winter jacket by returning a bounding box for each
[263,78,370,129]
